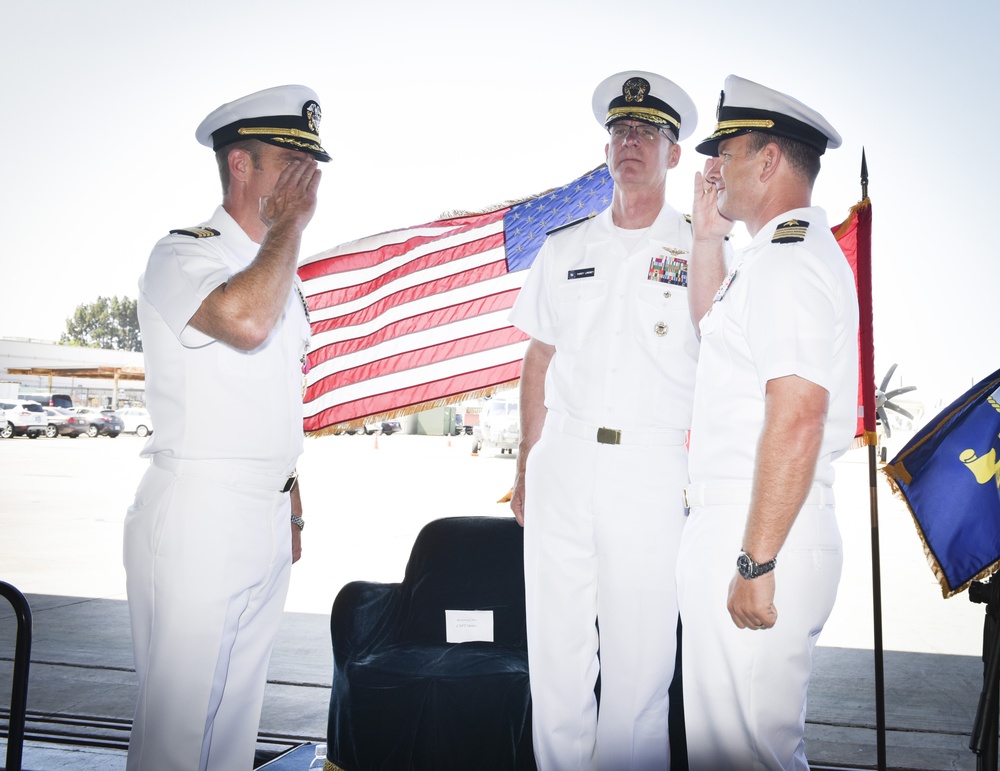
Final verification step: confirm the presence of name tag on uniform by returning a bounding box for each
[446,610,494,643]
[568,268,595,280]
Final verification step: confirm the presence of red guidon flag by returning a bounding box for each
[833,196,876,446]
[297,166,614,434]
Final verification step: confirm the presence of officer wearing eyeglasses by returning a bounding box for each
[509,71,731,771]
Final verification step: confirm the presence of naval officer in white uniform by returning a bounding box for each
[509,70,729,771]
[679,75,859,770]
[124,85,327,771]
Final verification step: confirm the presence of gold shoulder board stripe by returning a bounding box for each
[170,226,221,239]
[771,219,810,244]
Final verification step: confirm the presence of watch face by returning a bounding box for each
[737,552,752,579]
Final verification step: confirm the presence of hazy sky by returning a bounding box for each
[3,0,997,408]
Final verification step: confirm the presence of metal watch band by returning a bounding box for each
[737,551,776,579]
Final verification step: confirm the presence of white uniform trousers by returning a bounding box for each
[524,425,689,771]
[676,495,842,771]
[123,462,293,771]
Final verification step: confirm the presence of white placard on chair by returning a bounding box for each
[445,610,495,643]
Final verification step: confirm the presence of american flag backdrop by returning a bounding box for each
[297,166,614,434]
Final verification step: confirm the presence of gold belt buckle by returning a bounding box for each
[596,427,621,445]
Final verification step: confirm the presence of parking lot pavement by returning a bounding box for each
[0,431,989,768]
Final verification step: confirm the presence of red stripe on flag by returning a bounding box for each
[303,360,524,432]
[309,250,507,333]
[307,231,505,309]
[308,288,521,368]
[305,326,528,399]
[297,209,509,281]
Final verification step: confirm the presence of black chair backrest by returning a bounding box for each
[400,516,527,647]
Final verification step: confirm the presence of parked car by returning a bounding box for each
[19,392,73,409]
[357,420,402,435]
[72,407,124,438]
[43,407,89,438]
[116,407,154,437]
[335,419,403,436]
[0,400,48,439]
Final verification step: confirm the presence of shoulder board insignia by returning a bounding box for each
[683,213,731,240]
[545,211,597,237]
[169,226,221,239]
[771,219,809,244]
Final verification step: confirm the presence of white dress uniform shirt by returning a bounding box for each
[138,205,309,473]
[511,203,700,431]
[688,206,859,487]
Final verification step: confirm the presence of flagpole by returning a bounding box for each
[861,148,888,771]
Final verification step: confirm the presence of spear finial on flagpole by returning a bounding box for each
[861,147,869,200]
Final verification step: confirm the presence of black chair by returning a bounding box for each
[0,581,32,771]
[326,516,535,771]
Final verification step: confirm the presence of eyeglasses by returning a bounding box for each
[608,123,673,143]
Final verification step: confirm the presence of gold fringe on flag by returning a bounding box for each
[833,196,871,240]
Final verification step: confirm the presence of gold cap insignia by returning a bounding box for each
[304,100,322,134]
[623,77,650,104]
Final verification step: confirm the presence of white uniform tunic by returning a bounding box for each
[124,205,310,771]
[678,207,859,770]
[510,203,703,771]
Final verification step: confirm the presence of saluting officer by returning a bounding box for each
[679,75,859,770]
[124,85,327,771]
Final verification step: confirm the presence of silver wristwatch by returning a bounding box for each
[737,551,776,579]
[290,515,305,531]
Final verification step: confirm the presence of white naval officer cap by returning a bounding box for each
[592,70,697,142]
[195,84,331,162]
[696,74,841,157]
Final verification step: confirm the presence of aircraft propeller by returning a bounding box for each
[875,363,917,439]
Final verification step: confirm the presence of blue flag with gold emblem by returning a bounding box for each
[883,367,1000,597]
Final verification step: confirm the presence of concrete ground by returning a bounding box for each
[0,429,990,769]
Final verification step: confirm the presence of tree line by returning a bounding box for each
[61,295,142,352]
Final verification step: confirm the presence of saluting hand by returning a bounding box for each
[692,159,732,244]
[260,158,322,231]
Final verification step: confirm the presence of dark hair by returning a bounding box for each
[215,139,264,194]
[746,132,820,185]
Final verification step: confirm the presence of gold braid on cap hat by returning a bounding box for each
[714,119,776,132]
[606,106,680,131]
[237,126,322,142]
